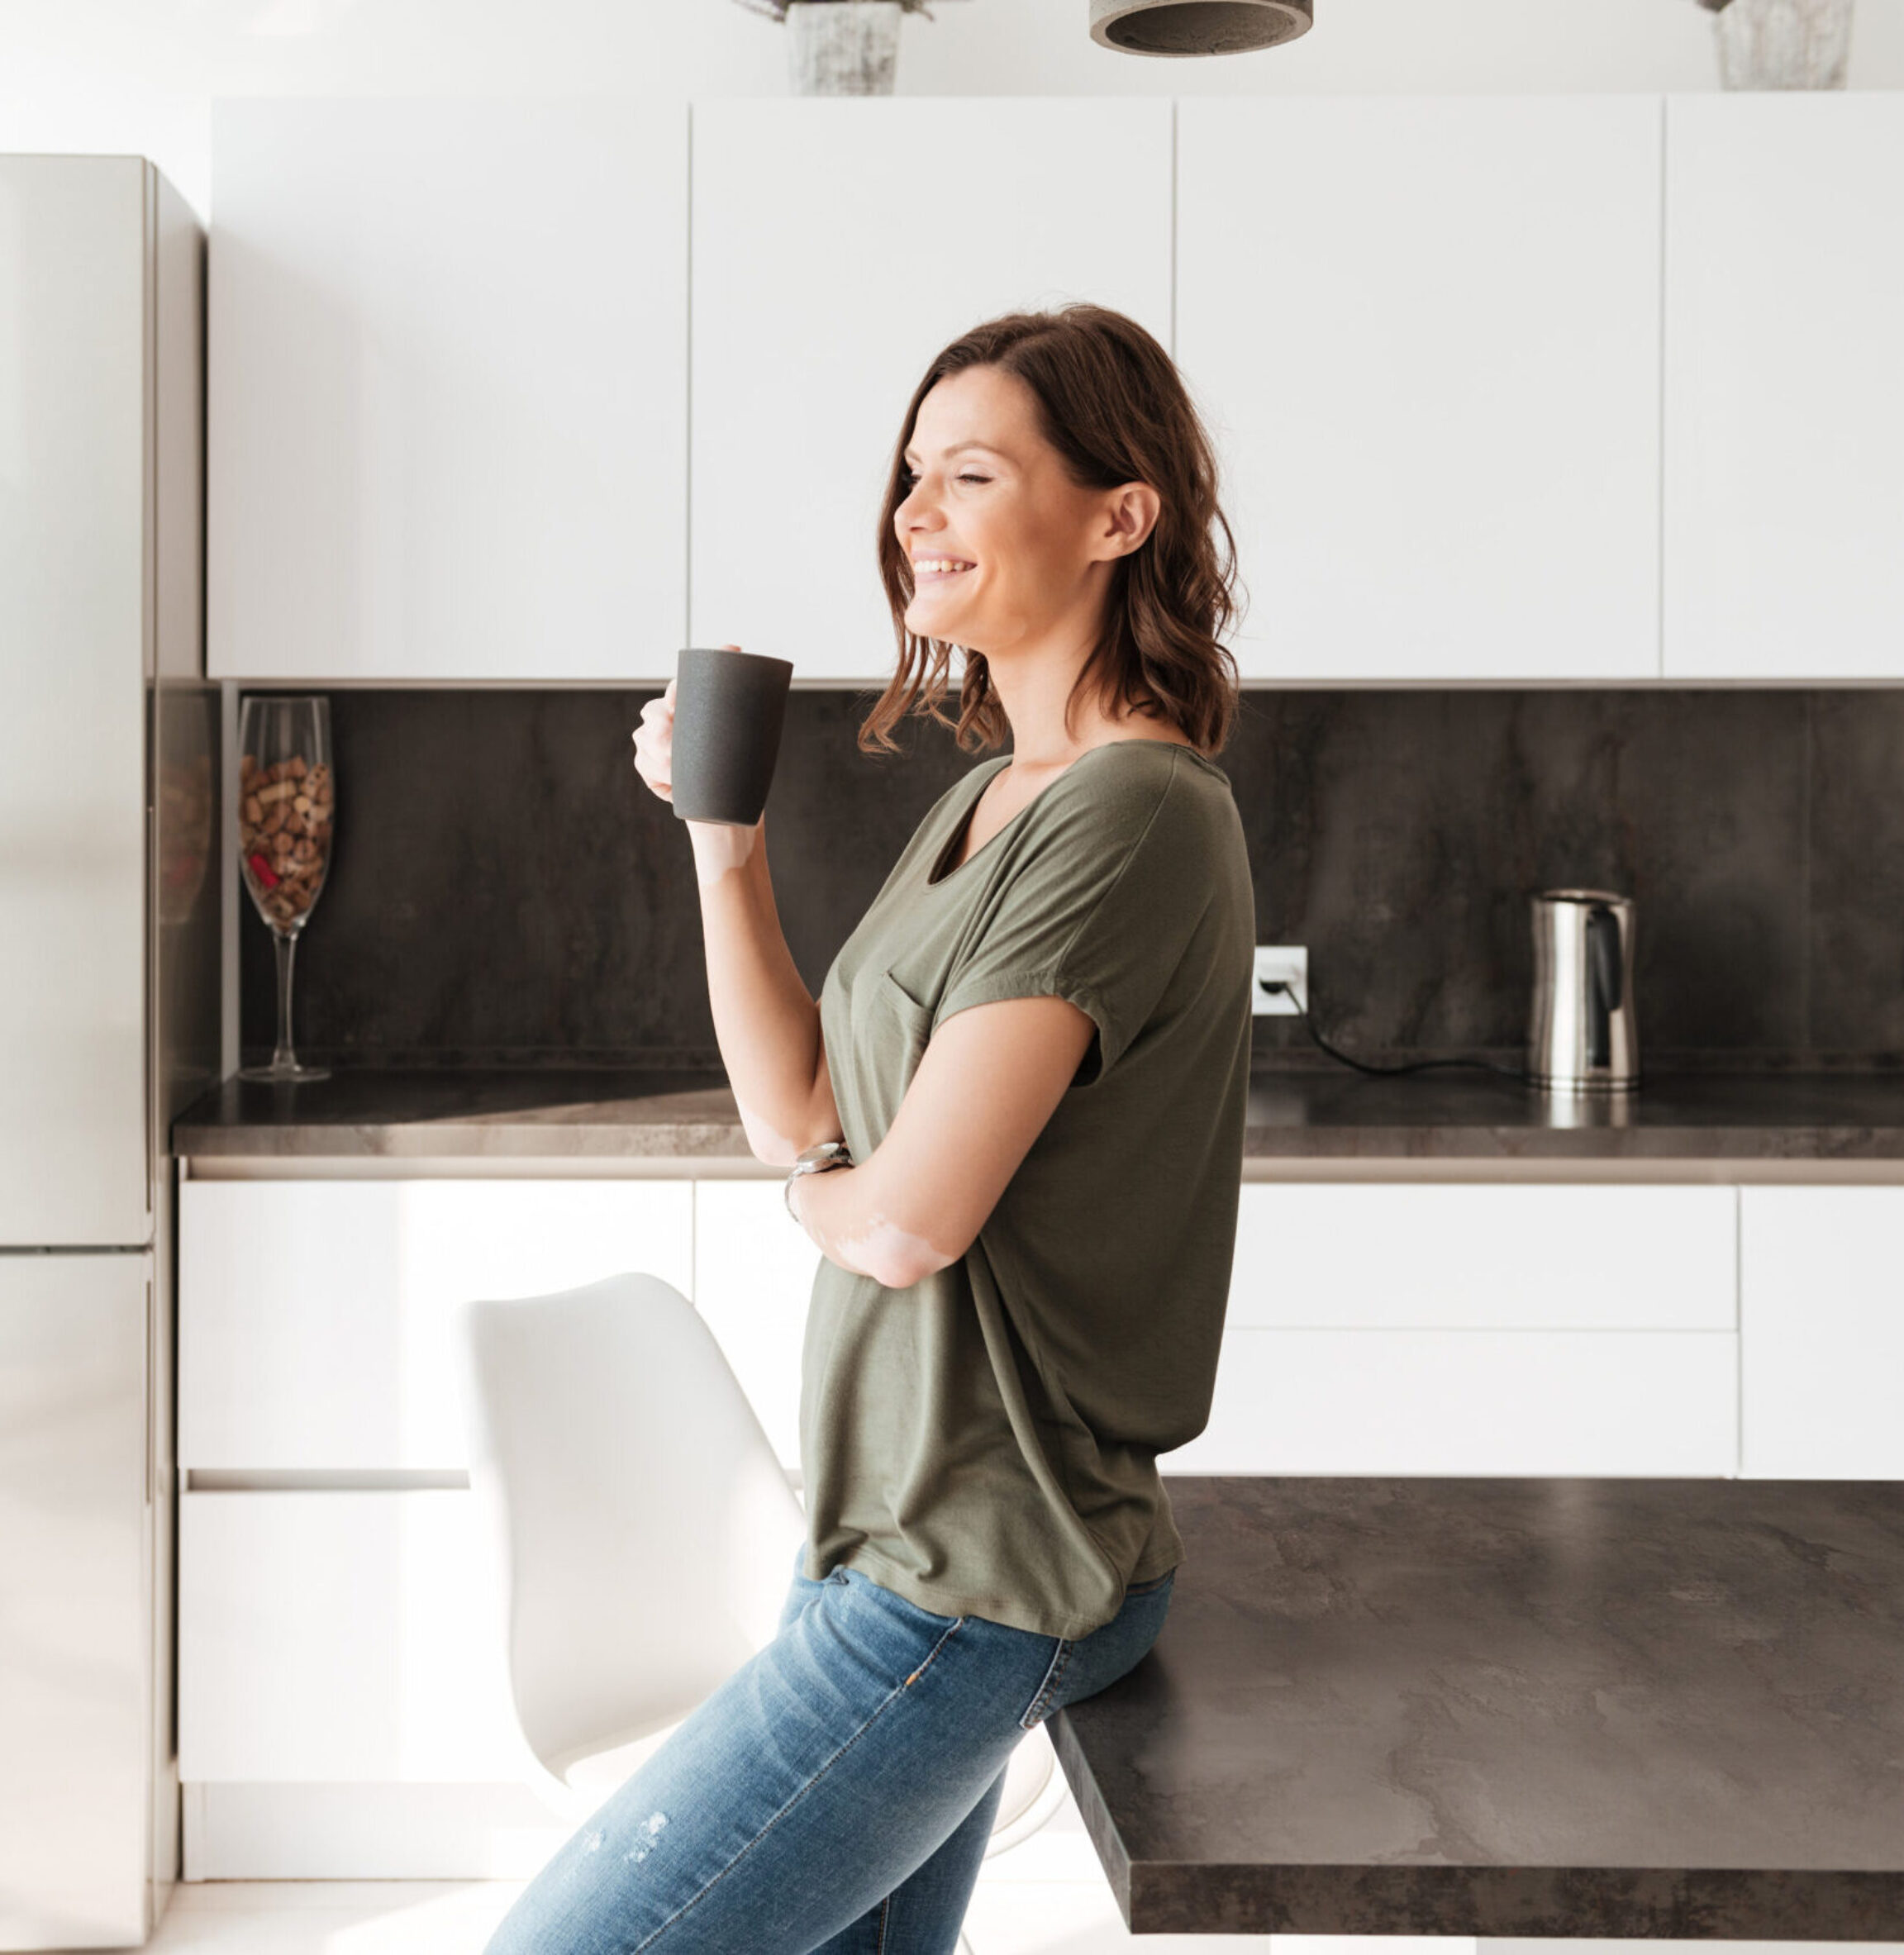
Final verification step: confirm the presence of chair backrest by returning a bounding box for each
[452,1272,805,1784]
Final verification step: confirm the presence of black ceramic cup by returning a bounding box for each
[669,645,794,826]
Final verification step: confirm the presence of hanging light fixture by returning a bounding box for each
[1089,0,1312,56]
[1695,0,1854,89]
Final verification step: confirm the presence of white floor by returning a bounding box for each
[147,1876,1468,1953]
[147,1778,1474,1953]
[145,1878,1229,1953]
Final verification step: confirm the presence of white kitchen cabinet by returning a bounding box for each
[690,98,1173,682]
[1740,1187,1904,1479]
[208,98,688,680]
[693,1180,821,1472]
[179,1178,693,1468]
[1228,1183,1736,1330]
[1165,1326,1737,1477]
[178,1488,526,1782]
[1192,1182,1740,1475]
[181,1781,569,1881]
[1664,94,1904,680]
[1176,95,1663,682]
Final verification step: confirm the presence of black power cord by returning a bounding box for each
[1258,978,1529,1084]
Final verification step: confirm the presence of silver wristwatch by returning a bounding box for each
[784,1139,853,1219]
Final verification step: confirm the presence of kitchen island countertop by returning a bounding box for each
[1052,1473,1904,1939]
[172,1065,1904,1180]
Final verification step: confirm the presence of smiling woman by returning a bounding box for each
[581,301,1255,1955]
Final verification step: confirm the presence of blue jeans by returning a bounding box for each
[481,1542,1176,1954]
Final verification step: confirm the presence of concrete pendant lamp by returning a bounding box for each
[1089,0,1312,55]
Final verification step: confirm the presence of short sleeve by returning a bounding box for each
[932,751,1215,1087]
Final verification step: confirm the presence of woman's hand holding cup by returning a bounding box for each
[632,645,766,882]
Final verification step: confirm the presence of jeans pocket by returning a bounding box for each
[1016,1637,1075,1731]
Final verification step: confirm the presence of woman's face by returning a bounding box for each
[895,364,1145,659]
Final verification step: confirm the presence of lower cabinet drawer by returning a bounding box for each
[180,1178,694,1469]
[1163,1327,1739,1476]
[178,1489,530,1783]
[1230,1183,1738,1330]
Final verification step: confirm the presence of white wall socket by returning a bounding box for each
[1252,944,1308,1016]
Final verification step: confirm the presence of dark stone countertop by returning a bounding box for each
[174,1068,747,1163]
[1052,1474,1904,1940]
[170,1066,1904,1178]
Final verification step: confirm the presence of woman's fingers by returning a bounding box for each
[631,723,674,801]
[632,673,688,804]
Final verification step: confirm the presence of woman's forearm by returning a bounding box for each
[688,816,835,1164]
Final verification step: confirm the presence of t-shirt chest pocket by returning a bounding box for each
[836,967,935,1144]
[877,967,936,1054]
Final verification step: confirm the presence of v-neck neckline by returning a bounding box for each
[924,739,1188,889]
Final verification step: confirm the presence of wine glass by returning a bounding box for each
[237,695,335,1082]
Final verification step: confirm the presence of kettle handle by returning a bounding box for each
[1586,904,1622,1066]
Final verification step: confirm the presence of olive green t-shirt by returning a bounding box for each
[797,736,1257,1640]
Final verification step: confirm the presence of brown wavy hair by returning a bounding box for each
[859,303,1245,760]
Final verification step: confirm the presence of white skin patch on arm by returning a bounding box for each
[837,1210,949,1290]
[734,1098,798,1166]
[795,1183,950,1290]
[689,820,759,887]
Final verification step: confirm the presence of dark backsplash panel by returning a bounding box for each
[240,687,1904,1072]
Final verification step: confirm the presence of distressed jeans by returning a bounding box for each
[480,1542,1176,1955]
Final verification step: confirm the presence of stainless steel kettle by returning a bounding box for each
[1527,889,1640,1092]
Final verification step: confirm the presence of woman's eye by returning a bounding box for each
[899,470,989,486]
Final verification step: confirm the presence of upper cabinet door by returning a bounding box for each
[690,98,1173,684]
[1178,97,1664,683]
[209,99,688,682]
[1664,95,1904,681]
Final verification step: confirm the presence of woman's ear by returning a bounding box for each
[1104,481,1161,557]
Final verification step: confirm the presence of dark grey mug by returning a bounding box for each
[669,645,794,827]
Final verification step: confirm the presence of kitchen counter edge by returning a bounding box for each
[171,1068,1904,1181]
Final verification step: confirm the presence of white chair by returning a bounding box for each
[450,1272,1066,1948]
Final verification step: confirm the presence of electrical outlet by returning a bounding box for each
[1252,944,1308,1016]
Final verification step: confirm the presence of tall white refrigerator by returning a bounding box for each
[0,155,219,1948]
